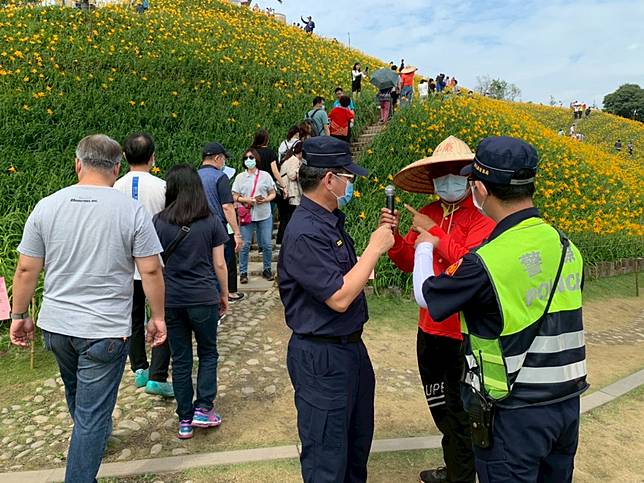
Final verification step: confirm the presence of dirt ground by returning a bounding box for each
[2,283,642,472]
[177,292,644,451]
[582,296,642,332]
[583,297,644,391]
[367,295,644,439]
[575,387,644,483]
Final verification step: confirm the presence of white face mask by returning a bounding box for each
[433,174,468,203]
[471,183,488,215]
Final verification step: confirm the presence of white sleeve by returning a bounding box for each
[413,242,435,309]
[231,174,241,195]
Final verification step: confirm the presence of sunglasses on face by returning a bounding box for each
[243,156,255,161]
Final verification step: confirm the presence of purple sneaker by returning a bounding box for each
[178,419,193,439]
[191,408,222,428]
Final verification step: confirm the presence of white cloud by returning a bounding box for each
[253,0,644,105]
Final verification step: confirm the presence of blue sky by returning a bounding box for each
[253,0,644,106]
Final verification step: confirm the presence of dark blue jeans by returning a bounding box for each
[43,330,128,483]
[239,217,273,274]
[166,305,219,421]
[129,280,171,381]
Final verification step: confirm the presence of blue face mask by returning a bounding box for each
[334,175,354,209]
[244,157,256,169]
[433,174,468,203]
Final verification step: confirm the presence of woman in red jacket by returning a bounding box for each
[380,136,495,483]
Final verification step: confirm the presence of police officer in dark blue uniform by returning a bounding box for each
[278,136,395,482]
[412,137,588,483]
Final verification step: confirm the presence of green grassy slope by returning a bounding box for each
[0,0,383,287]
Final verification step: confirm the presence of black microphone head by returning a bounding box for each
[385,185,396,197]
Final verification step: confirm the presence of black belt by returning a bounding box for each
[296,329,363,344]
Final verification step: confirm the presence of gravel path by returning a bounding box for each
[0,289,286,472]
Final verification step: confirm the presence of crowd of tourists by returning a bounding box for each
[5,75,365,479]
[571,100,592,119]
[352,61,463,125]
[7,60,590,483]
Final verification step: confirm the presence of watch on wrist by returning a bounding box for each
[10,312,29,320]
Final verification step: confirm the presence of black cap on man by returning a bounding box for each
[302,136,368,177]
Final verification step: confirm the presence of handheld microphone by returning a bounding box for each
[385,185,396,214]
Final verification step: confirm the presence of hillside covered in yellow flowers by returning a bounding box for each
[0,0,383,282]
[352,96,642,286]
[0,0,641,290]
[510,102,644,163]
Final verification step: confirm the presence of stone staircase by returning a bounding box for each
[241,226,279,293]
[351,123,386,158]
[240,123,386,293]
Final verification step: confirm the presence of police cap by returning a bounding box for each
[302,136,369,177]
[461,136,538,185]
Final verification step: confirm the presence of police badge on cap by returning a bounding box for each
[462,136,539,185]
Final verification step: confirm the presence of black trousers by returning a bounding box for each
[417,329,475,483]
[224,234,238,293]
[277,203,296,244]
[275,194,291,245]
[129,280,171,381]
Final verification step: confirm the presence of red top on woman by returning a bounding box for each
[328,106,355,134]
[388,195,495,339]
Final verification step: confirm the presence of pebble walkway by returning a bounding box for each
[2,298,641,472]
[585,309,644,345]
[0,289,285,472]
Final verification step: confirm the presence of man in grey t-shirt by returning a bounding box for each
[9,134,166,483]
[306,96,330,137]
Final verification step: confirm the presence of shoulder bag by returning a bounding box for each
[161,225,191,264]
[237,172,260,226]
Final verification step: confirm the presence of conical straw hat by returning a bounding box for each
[400,66,417,74]
[393,136,474,194]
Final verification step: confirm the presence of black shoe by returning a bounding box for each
[419,467,448,483]
[262,269,274,281]
[228,293,245,303]
[240,273,248,284]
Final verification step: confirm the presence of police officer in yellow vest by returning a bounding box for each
[412,136,588,483]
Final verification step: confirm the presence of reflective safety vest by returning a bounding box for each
[463,217,588,408]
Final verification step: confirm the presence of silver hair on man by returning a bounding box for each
[75,134,122,171]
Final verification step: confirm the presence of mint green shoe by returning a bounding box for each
[134,368,149,388]
[145,380,175,398]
